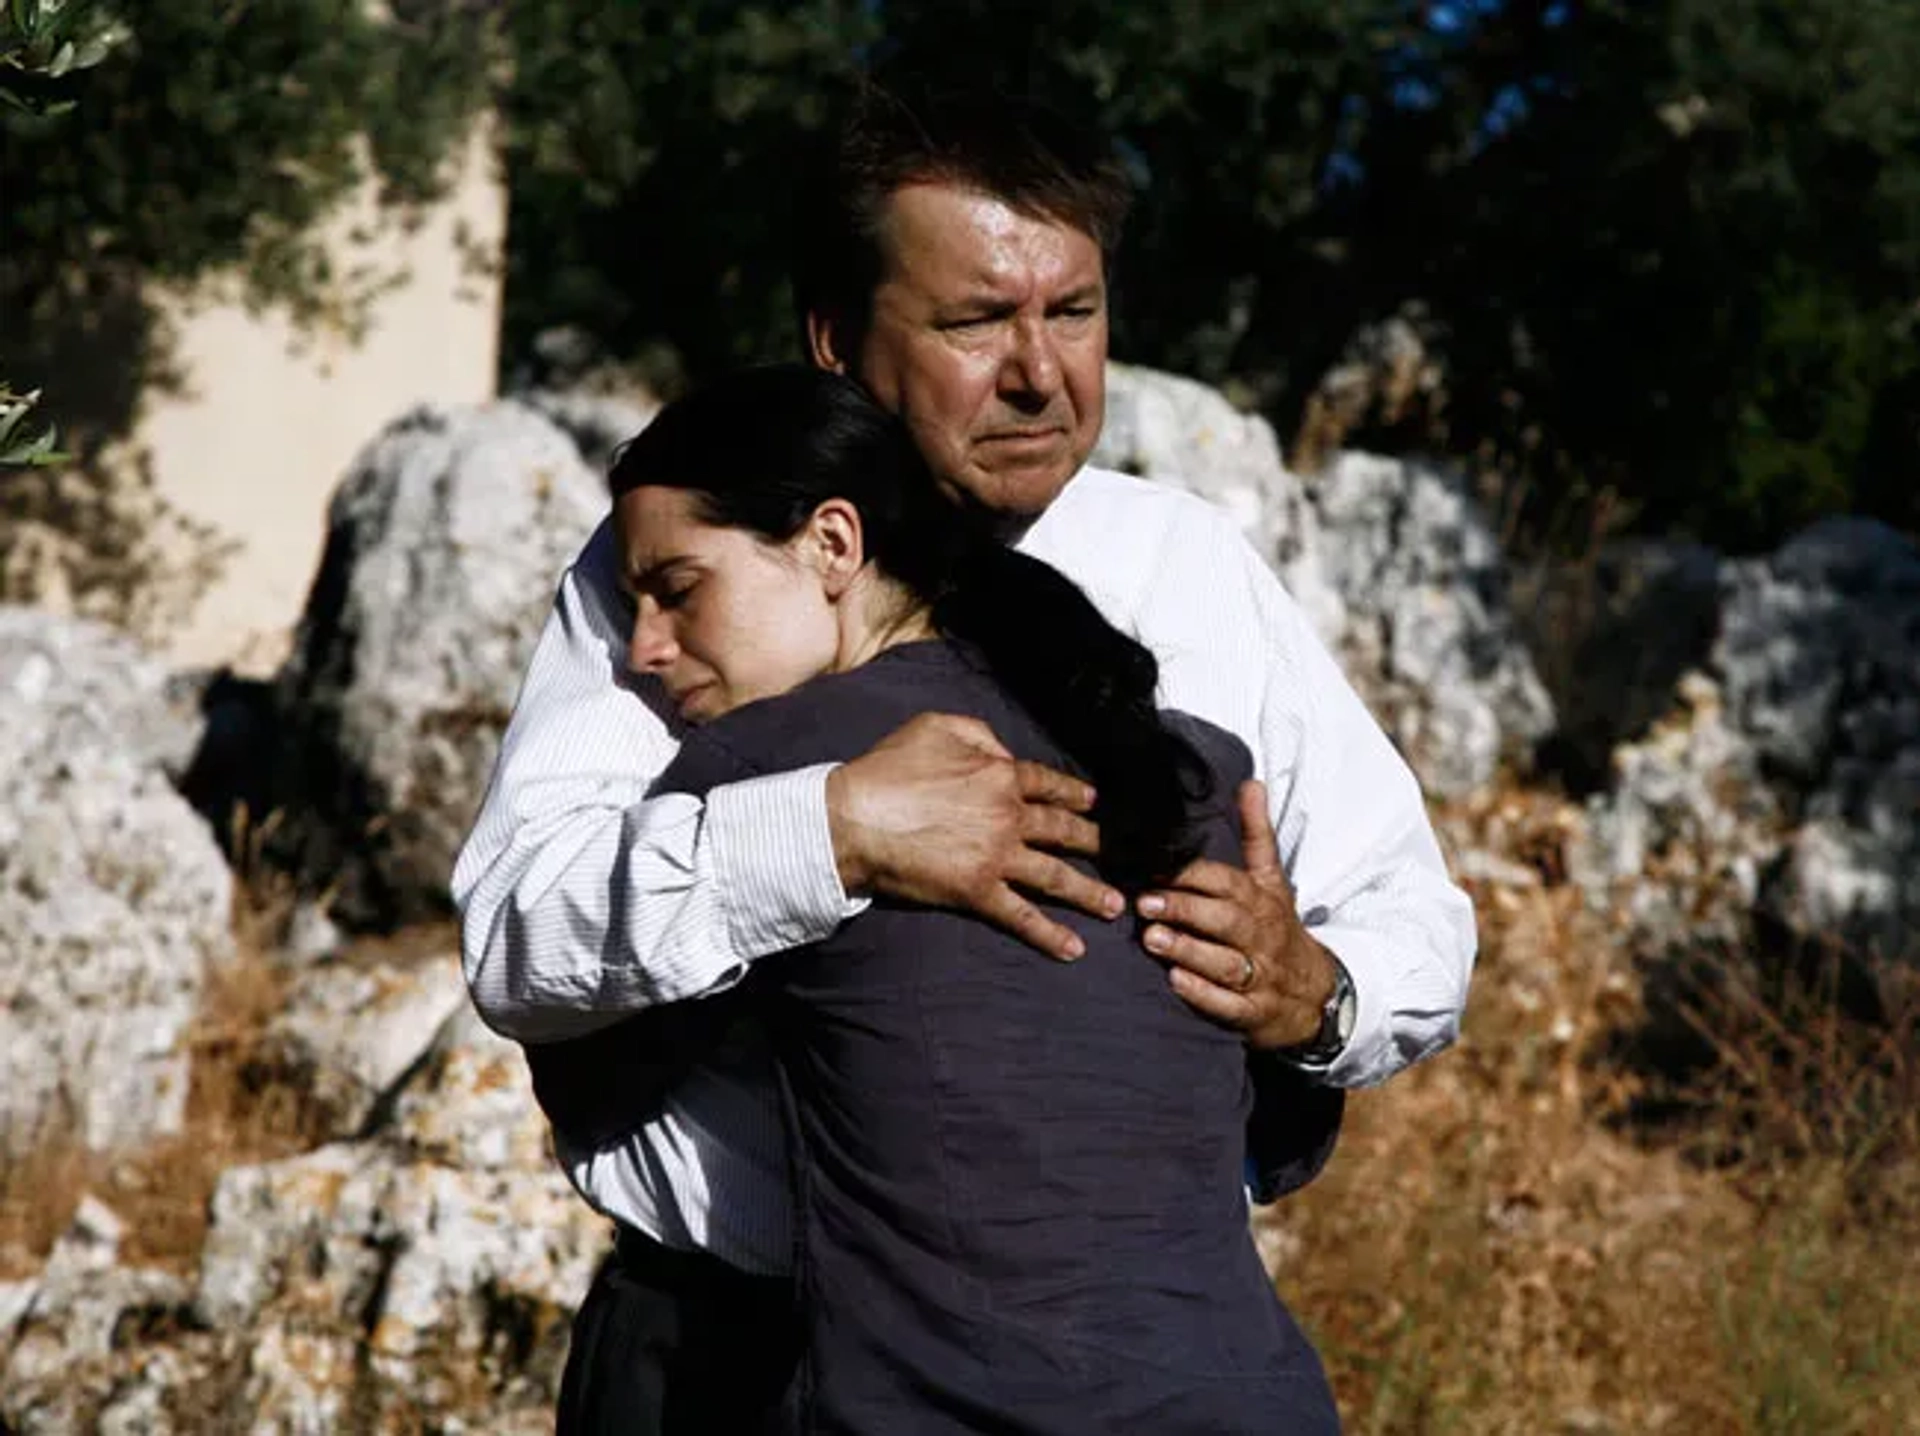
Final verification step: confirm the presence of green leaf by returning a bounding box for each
[0,385,69,469]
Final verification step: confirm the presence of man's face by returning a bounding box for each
[831,183,1109,520]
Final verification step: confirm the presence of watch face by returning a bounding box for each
[1330,963,1357,1046]
[1334,988,1357,1045]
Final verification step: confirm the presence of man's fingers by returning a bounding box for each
[1014,759,1097,813]
[1166,965,1260,1028]
[1146,856,1254,903]
[1236,779,1286,886]
[1142,922,1256,993]
[1005,848,1123,921]
[1136,888,1251,949]
[1020,803,1100,858]
[923,712,1013,760]
[976,884,1086,962]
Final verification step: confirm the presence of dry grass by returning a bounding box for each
[0,923,328,1279]
[6,778,1915,1436]
[0,789,464,1282]
[0,814,335,1280]
[1267,785,1920,1435]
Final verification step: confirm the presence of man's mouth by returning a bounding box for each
[979,427,1064,444]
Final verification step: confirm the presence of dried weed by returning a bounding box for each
[1273,786,1920,1434]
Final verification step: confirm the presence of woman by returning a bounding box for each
[557,366,1339,1433]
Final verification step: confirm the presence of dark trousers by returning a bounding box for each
[556,1225,801,1435]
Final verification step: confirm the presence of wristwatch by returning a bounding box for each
[1282,954,1356,1067]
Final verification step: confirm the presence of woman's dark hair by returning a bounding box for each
[609,365,1210,892]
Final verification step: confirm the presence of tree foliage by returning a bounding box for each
[499,0,1920,549]
[500,0,878,389]
[0,0,128,116]
[0,1,491,629]
[4,1,1914,550]
[0,1,493,439]
[1318,0,1920,545]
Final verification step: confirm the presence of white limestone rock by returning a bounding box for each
[387,1005,558,1174]
[1094,361,1347,641]
[263,948,470,1136]
[1572,518,1919,974]
[188,1007,602,1430]
[1096,366,1555,795]
[1718,518,1920,966]
[517,386,660,474]
[93,1346,218,1436]
[272,401,608,927]
[0,609,233,1152]
[1310,452,1557,795]
[1567,673,1785,955]
[1,1198,191,1432]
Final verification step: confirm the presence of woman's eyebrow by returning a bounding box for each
[623,555,694,593]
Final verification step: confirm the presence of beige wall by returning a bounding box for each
[119,122,505,673]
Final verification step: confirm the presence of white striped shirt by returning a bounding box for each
[454,466,1476,1273]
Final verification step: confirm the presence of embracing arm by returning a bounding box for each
[453,520,859,1044]
[1136,514,1476,1092]
[456,523,1115,1044]
[1240,533,1478,1088]
[1134,524,1473,1194]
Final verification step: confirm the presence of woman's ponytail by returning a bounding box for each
[931,534,1213,893]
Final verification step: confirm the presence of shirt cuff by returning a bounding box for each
[1290,921,1460,1089]
[704,763,870,961]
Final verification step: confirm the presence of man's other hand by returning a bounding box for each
[1136,779,1339,1051]
[826,712,1119,960]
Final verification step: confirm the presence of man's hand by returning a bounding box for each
[1137,779,1338,1051]
[826,712,1122,960]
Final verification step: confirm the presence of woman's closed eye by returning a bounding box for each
[655,580,698,611]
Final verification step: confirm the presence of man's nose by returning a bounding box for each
[999,318,1062,405]
[628,599,677,673]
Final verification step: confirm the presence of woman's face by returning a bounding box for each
[612,486,843,722]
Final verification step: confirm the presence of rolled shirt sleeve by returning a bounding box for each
[1234,522,1478,1089]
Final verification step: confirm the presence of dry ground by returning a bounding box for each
[5,784,1917,1433]
[1270,786,1920,1435]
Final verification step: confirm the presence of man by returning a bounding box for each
[456,83,1475,1431]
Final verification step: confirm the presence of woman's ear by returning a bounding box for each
[806,308,851,375]
[802,498,866,599]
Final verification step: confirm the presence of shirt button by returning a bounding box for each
[1301,905,1330,927]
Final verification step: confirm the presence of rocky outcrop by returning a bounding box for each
[2,998,604,1433]
[1513,540,1723,792]
[1095,361,1347,641]
[271,402,608,928]
[259,947,471,1137]
[1096,366,1554,795]
[1721,519,1920,970]
[1572,518,1920,979]
[0,609,233,1153]
[1310,452,1557,796]
[188,1022,601,1431]
[1568,673,1786,957]
[517,387,659,475]
[1,1198,196,1435]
